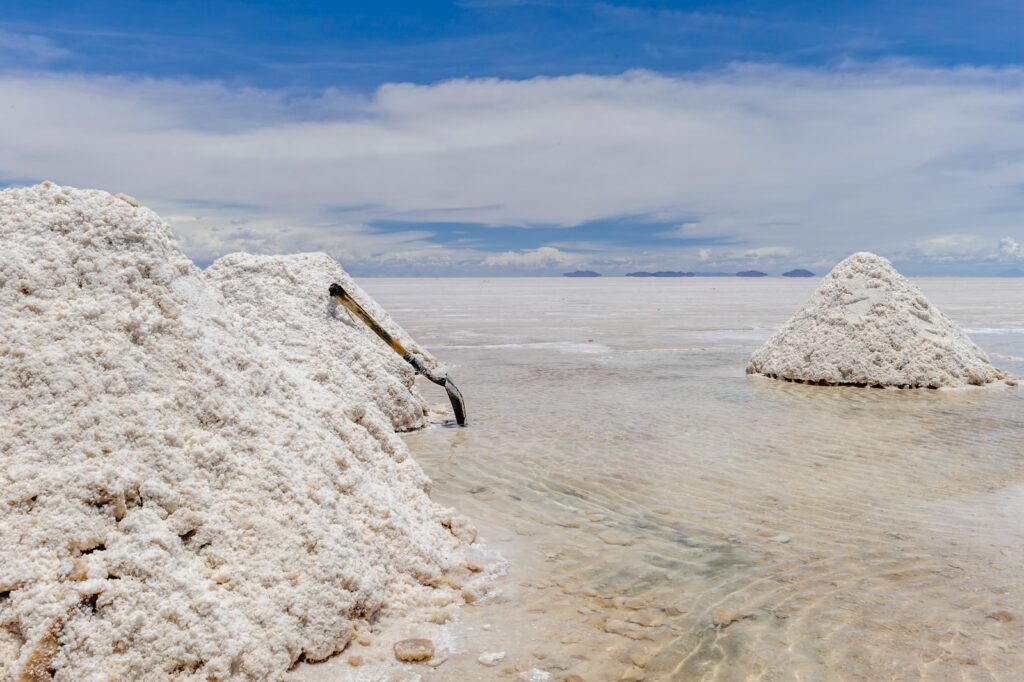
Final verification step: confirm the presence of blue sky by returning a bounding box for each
[6,1,1024,87]
[2,1,1024,274]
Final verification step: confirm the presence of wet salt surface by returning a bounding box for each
[359,278,1024,680]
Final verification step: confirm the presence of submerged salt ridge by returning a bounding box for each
[0,183,476,680]
[748,252,1014,388]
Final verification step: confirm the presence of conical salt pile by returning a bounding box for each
[0,183,475,680]
[747,252,1015,388]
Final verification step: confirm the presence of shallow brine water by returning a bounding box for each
[364,278,1024,681]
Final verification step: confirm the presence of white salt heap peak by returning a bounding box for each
[205,252,436,432]
[0,183,474,680]
[747,252,1015,388]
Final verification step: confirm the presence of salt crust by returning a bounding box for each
[747,252,1015,388]
[205,252,436,432]
[0,183,474,680]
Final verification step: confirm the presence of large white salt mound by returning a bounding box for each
[0,183,473,680]
[747,252,1015,388]
[205,252,435,432]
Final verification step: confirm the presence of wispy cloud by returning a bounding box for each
[0,28,70,64]
[457,0,559,7]
[593,4,754,32]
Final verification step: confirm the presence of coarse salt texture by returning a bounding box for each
[0,183,474,680]
[205,252,436,432]
[747,252,1015,388]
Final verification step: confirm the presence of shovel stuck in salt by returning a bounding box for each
[329,283,467,426]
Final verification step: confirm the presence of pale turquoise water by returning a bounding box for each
[362,277,1024,681]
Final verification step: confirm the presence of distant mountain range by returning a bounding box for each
[782,268,816,277]
[997,268,1024,277]
[736,270,768,277]
[563,270,602,277]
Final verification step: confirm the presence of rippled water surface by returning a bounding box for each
[364,277,1024,681]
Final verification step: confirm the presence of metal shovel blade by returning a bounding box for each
[441,378,467,426]
[405,352,466,426]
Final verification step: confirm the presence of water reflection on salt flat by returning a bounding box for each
[365,277,1024,681]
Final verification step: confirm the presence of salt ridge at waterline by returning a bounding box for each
[747,252,1015,388]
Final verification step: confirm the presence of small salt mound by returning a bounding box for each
[205,253,435,432]
[0,183,473,680]
[747,252,1015,388]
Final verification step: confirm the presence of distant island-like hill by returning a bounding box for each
[626,271,695,277]
[782,268,816,277]
[997,268,1024,277]
[736,270,768,277]
[563,270,602,277]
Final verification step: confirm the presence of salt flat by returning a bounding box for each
[353,276,1024,680]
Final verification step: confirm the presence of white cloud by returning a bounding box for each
[742,246,792,260]
[481,246,578,269]
[2,66,1024,272]
[999,237,1024,260]
[913,234,992,260]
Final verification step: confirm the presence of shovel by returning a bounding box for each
[329,283,466,426]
